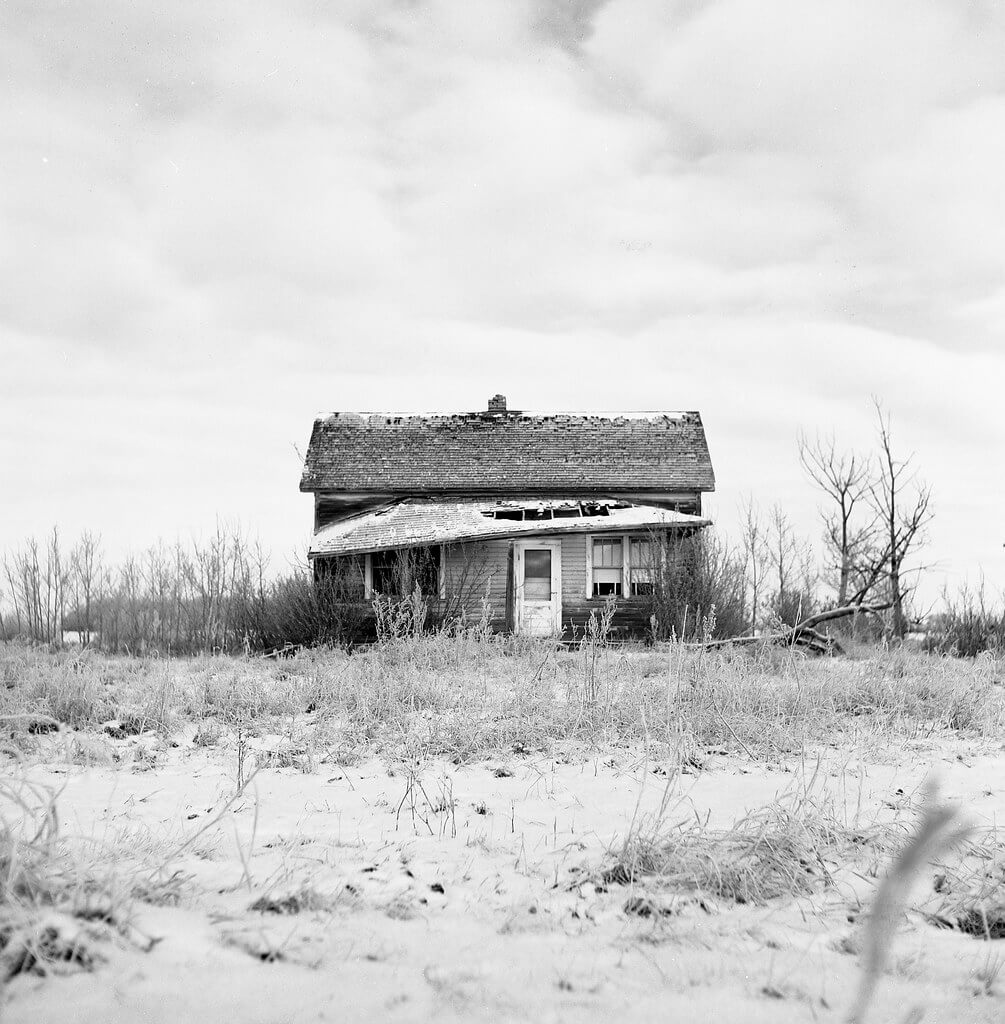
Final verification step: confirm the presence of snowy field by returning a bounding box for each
[2,642,1004,1023]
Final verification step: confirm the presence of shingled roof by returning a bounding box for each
[300,402,715,494]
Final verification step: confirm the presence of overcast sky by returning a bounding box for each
[2,0,1003,605]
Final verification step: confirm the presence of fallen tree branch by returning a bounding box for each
[691,602,894,656]
[795,602,892,631]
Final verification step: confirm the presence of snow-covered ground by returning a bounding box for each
[5,727,1003,1024]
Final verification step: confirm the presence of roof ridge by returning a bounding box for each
[314,409,700,420]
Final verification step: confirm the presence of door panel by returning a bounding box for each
[515,541,561,636]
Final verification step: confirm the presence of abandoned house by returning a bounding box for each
[300,396,715,638]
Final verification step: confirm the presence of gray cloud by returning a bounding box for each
[1,0,1003,598]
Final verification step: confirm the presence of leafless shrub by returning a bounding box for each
[645,530,747,641]
[374,585,428,641]
[582,596,617,705]
[252,557,369,650]
[925,580,1005,658]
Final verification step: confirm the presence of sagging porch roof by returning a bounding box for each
[309,498,711,558]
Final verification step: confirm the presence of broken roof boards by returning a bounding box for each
[310,498,711,558]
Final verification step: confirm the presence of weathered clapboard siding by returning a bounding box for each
[440,532,657,638]
[442,540,511,630]
[559,531,653,637]
[562,599,652,637]
[559,533,588,604]
[316,529,683,639]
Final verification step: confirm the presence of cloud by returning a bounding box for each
[1,0,1003,601]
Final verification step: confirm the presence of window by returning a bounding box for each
[367,547,440,598]
[589,534,662,598]
[314,555,366,599]
[591,538,623,596]
[629,538,655,596]
[370,550,399,596]
[523,548,552,600]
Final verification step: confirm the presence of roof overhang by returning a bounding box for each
[309,499,711,558]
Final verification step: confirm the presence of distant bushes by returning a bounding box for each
[0,526,370,655]
[2,524,1000,658]
[925,581,1005,658]
[644,528,818,642]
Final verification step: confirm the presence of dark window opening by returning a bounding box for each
[314,555,367,599]
[482,501,632,521]
[370,551,398,596]
[370,547,440,598]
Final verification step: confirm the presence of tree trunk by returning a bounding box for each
[890,559,907,638]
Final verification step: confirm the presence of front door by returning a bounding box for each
[514,540,561,636]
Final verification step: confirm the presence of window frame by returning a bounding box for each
[586,532,662,600]
[628,536,657,597]
[363,546,444,600]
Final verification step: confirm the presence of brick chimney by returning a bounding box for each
[487,394,507,414]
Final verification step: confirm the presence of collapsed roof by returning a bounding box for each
[309,499,710,558]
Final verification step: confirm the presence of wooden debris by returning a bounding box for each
[698,603,893,656]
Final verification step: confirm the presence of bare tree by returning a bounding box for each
[69,531,102,645]
[1,531,68,643]
[768,504,797,615]
[3,555,24,636]
[798,431,877,607]
[766,504,817,626]
[868,400,933,638]
[739,499,769,636]
[49,528,66,643]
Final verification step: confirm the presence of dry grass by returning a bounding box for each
[0,774,156,982]
[925,829,1005,939]
[1,638,1002,771]
[603,761,897,908]
[1,637,1003,1022]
